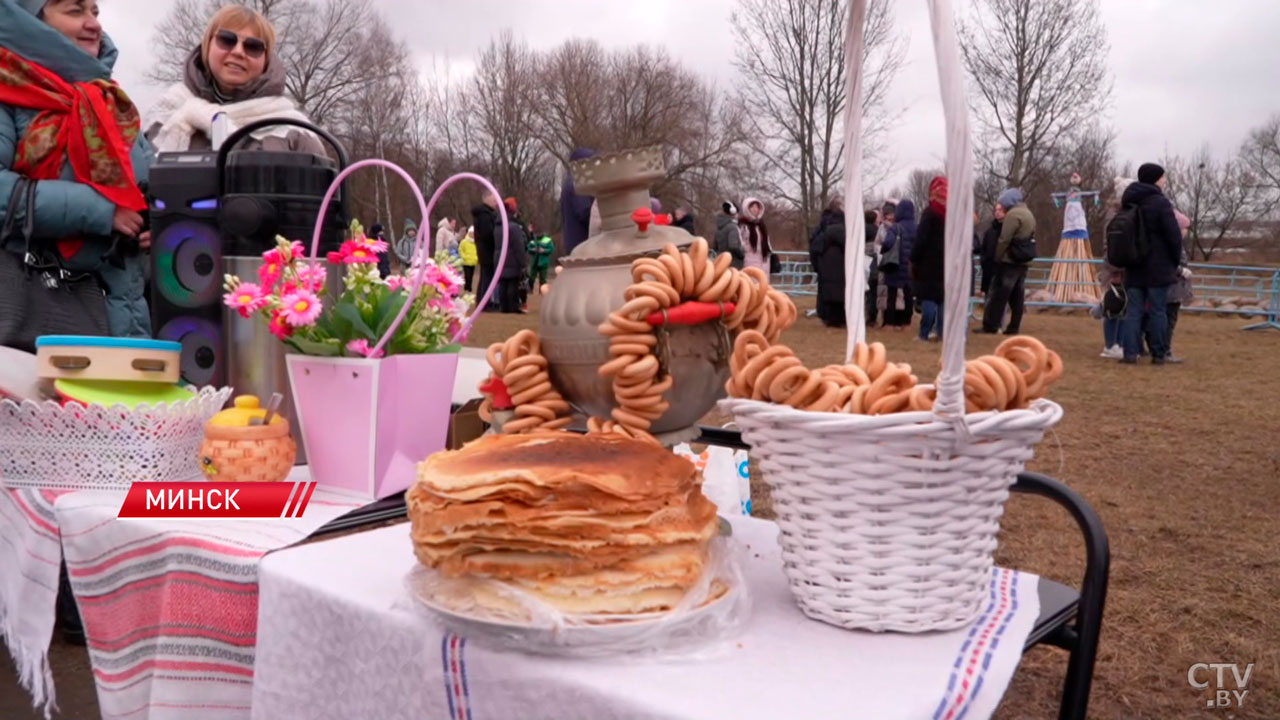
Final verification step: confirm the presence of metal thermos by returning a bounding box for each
[223,256,340,464]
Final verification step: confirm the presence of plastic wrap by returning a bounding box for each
[403,534,750,658]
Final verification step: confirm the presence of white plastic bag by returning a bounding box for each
[673,443,751,516]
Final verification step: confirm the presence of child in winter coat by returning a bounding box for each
[459,227,478,292]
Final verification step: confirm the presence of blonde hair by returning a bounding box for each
[201,5,277,68]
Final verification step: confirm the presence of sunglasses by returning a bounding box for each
[214,29,266,59]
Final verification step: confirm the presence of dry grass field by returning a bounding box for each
[6,292,1279,719]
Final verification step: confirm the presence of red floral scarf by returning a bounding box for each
[0,47,145,254]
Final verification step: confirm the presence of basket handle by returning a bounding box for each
[306,160,509,356]
[840,0,974,417]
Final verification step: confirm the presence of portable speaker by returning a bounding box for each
[149,151,225,387]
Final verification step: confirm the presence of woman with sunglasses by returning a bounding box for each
[146,5,323,154]
[0,0,155,347]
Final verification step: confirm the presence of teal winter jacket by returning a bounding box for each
[0,0,155,337]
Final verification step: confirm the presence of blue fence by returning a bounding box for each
[770,251,1280,331]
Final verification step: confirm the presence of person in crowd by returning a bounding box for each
[396,219,418,268]
[435,216,459,260]
[145,5,322,155]
[911,176,948,341]
[981,188,1035,334]
[978,204,1003,297]
[503,197,532,309]
[472,192,500,309]
[0,0,155,346]
[712,200,743,269]
[496,212,528,314]
[864,209,879,327]
[874,201,896,325]
[673,206,696,235]
[559,147,596,256]
[1094,180,1130,358]
[738,197,771,274]
[1119,163,1183,365]
[809,197,842,316]
[527,231,554,295]
[879,199,916,330]
[1165,208,1193,362]
[368,223,391,277]
[459,226,477,292]
[809,198,845,328]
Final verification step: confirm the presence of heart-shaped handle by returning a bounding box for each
[306,160,509,356]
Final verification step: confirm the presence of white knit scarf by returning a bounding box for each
[147,82,311,152]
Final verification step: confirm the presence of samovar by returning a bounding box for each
[538,147,730,442]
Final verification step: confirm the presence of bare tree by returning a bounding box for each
[1239,114,1280,218]
[469,32,547,201]
[732,0,905,235]
[961,0,1112,190]
[1162,148,1264,262]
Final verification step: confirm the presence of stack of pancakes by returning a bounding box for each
[408,432,720,615]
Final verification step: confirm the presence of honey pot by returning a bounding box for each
[199,395,297,483]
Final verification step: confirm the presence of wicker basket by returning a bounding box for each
[720,400,1061,632]
[719,0,1063,632]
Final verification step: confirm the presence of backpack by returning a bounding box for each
[1007,233,1037,264]
[1102,282,1127,319]
[1105,206,1148,268]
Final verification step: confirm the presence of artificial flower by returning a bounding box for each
[352,234,389,254]
[326,251,344,265]
[258,260,283,290]
[223,282,267,318]
[386,275,405,293]
[339,240,379,264]
[346,338,385,359]
[296,263,328,292]
[268,310,293,339]
[280,289,323,327]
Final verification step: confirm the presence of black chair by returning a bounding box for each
[314,426,1110,720]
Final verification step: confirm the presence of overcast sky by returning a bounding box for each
[101,0,1280,193]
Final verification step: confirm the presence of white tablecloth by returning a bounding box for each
[252,516,1040,720]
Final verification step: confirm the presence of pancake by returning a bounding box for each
[417,432,697,501]
[408,432,723,617]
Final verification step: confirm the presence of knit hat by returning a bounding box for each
[1137,163,1165,185]
[997,188,1024,209]
[504,197,518,212]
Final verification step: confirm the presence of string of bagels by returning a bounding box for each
[478,235,1062,439]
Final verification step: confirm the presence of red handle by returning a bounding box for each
[646,301,736,327]
[479,375,513,409]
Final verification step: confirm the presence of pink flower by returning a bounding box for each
[296,263,328,292]
[428,296,455,313]
[339,240,378,264]
[223,282,267,318]
[268,310,293,339]
[385,275,405,292]
[280,289,323,326]
[326,251,343,265]
[346,338,385,359]
[287,240,307,261]
[352,234,389,254]
[259,261,283,290]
